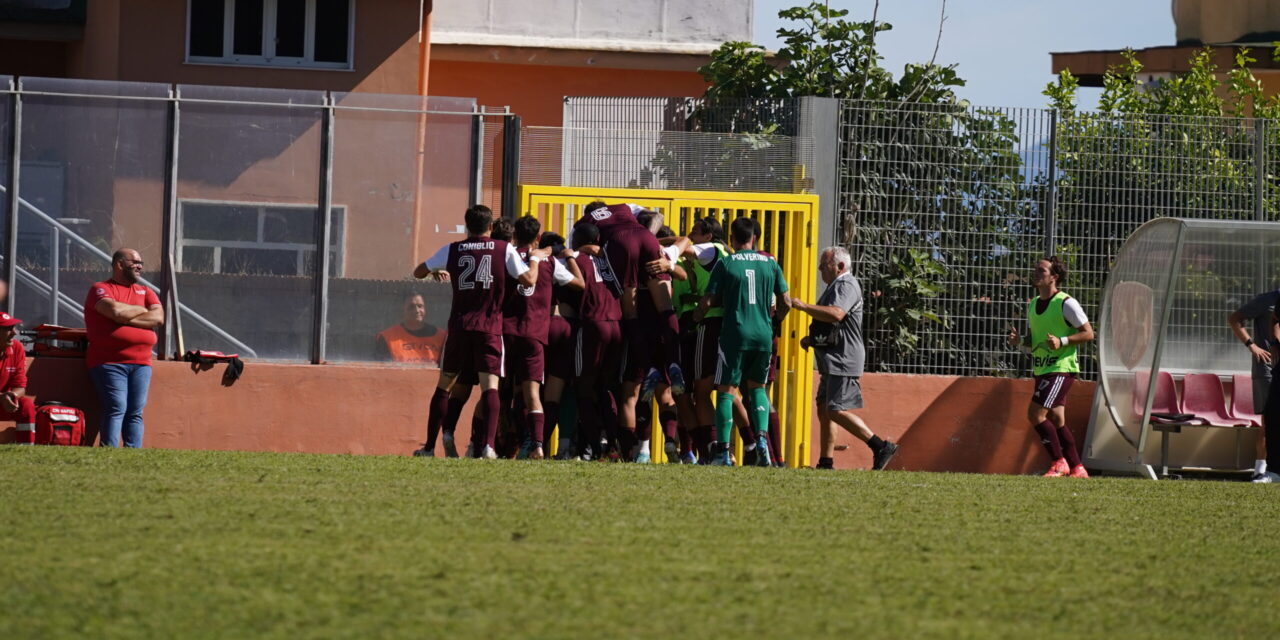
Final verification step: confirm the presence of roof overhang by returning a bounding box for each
[1051,44,1280,86]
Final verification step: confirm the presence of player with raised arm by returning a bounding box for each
[505,216,583,460]
[695,217,791,466]
[575,203,686,395]
[1007,256,1095,478]
[412,205,545,459]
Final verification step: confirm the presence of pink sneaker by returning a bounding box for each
[1069,464,1089,479]
[1043,458,1070,477]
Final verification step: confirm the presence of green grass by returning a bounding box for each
[2,447,1278,639]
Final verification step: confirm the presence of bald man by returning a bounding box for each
[84,248,163,448]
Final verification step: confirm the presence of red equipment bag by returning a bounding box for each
[35,401,85,446]
[26,324,89,358]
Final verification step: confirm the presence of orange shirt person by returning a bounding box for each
[376,293,446,364]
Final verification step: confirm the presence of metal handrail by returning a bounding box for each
[0,183,258,357]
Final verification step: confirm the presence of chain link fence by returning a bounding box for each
[842,100,1275,379]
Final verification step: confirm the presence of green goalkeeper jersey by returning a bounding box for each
[706,249,789,351]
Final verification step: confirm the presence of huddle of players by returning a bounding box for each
[412,202,789,466]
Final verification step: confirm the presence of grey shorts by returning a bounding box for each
[1253,360,1272,411]
[816,374,863,411]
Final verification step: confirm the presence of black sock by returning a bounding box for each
[817,456,834,469]
[867,435,885,452]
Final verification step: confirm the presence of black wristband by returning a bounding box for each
[1245,338,1255,347]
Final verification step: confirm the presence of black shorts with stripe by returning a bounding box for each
[680,316,722,382]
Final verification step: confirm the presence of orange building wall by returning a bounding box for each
[67,0,425,95]
[4,360,1094,476]
[428,59,709,126]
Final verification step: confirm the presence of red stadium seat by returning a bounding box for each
[1181,373,1251,427]
[1132,370,1181,418]
[1230,374,1263,428]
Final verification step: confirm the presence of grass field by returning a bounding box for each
[2,447,1278,639]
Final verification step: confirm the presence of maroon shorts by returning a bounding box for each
[1032,373,1075,409]
[681,316,722,381]
[504,335,544,384]
[441,330,504,377]
[576,318,622,383]
[621,318,661,384]
[545,316,575,381]
[602,225,669,294]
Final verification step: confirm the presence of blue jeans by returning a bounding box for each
[89,363,153,448]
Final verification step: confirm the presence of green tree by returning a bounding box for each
[695,3,1036,374]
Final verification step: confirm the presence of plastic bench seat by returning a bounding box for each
[1182,373,1251,428]
[1230,373,1263,428]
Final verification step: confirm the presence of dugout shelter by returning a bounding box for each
[1086,218,1269,479]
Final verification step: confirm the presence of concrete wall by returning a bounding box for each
[432,0,751,50]
[2,360,1094,476]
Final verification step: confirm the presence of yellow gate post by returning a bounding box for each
[518,185,818,468]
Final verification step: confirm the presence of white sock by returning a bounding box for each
[1256,459,1268,475]
[638,439,650,455]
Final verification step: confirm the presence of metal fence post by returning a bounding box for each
[501,114,521,218]
[311,95,336,364]
[158,86,181,360]
[469,105,483,206]
[1255,118,1267,222]
[1045,109,1059,256]
[5,84,20,315]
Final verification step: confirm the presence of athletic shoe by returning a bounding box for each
[412,446,434,458]
[755,436,772,467]
[634,451,651,464]
[555,440,576,461]
[639,367,663,403]
[680,451,698,465]
[666,363,687,396]
[517,440,533,460]
[1069,464,1090,479]
[442,433,459,458]
[1252,471,1280,484]
[872,441,899,471]
[708,442,733,466]
[464,443,474,459]
[1043,458,1070,477]
[815,460,834,470]
[529,446,544,460]
[664,440,679,461]
[481,445,498,460]
[742,446,758,467]
[578,444,594,462]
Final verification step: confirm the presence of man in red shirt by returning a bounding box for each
[84,248,163,448]
[0,311,36,444]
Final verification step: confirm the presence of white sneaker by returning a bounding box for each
[481,445,498,460]
[1251,471,1280,484]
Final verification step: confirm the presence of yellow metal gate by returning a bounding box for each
[518,185,819,468]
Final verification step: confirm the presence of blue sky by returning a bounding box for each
[754,0,1173,109]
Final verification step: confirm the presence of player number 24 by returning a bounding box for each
[457,254,494,290]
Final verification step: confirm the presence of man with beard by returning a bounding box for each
[84,248,164,448]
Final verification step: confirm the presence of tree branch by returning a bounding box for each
[855,0,881,102]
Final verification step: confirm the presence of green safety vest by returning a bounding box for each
[1027,291,1080,376]
[674,242,727,319]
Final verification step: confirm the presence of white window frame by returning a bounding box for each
[185,0,356,70]
[177,199,346,277]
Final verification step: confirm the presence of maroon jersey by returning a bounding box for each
[446,238,510,335]
[575,203,638,236]
[571,252,621,322]
[503,248,555,344]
